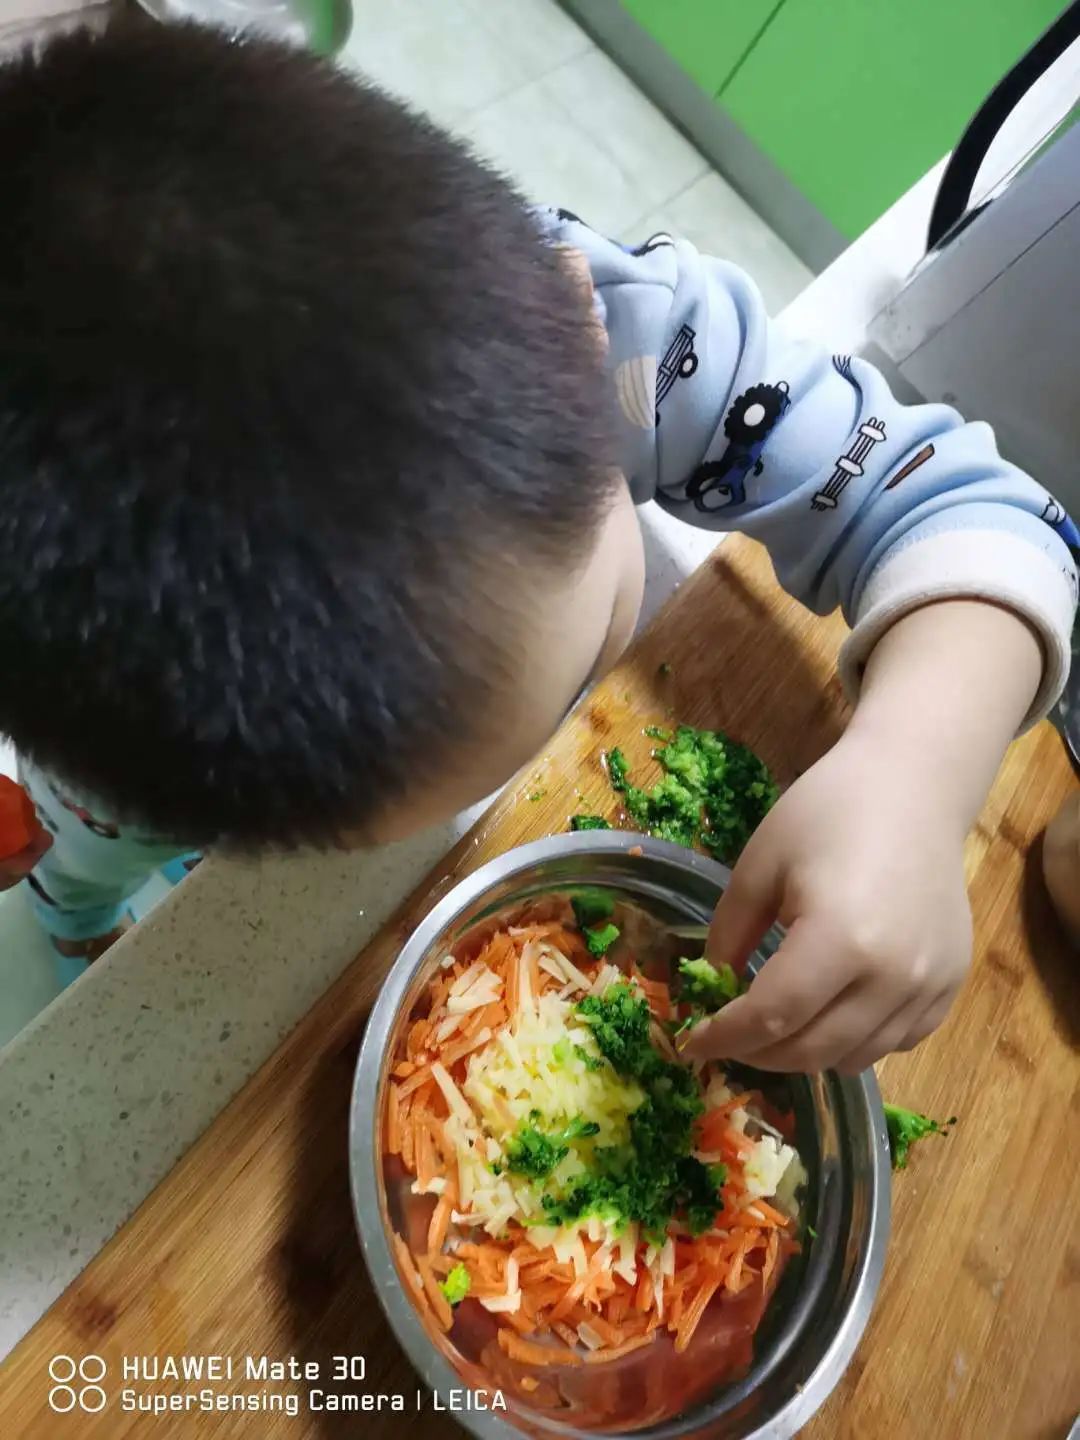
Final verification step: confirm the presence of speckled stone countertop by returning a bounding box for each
[0,504,718,1358]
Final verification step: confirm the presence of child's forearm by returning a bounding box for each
[842,599,1045,836]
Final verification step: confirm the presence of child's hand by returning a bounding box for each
[681,732,972,1073]
[683,597,1045,1074]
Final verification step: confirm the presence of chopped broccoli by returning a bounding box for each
[678,957,744,1011]
[883,1102,957,1170]
[590,723,778,864]
[570,889,615,928]
[552,1037,571,1067]
[583,921,620,958]
[439,1263,471,1306]
[573,1043,605,1072]
[570,890,621,957]
[606,747,631,791]
[566,984,720,1239]
[576,983,654,1078]
[625,773,700,848]
[527,788,547,802]
[570,814,611,831]
[504,1115,601,1179]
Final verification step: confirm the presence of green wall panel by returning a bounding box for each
[719,0,1063,239]
[621,0,775,96]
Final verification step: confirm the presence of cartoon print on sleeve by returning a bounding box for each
[655,324,698,423]
[684,381,790,513]
[1041,494,1080,549]
[627,232,675,257]
[811,417,888,512]
[885,443,935,490]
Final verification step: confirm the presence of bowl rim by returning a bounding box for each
[349,831,890,1440]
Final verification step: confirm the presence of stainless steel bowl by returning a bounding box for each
[350,832,890,1438]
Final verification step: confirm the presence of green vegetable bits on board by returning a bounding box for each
[884,1102,957,1169]
[569,724,777,863]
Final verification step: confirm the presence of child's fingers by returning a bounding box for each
[831,987,940,1074]
[835,986,955,1075]
[730,981,899,1072]
[681,914,856,1061]
[706,839,783,977]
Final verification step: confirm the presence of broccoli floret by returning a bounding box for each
[654,726,718,793]
[597,723,777,865]
[606,747,631,791]
[505,1126,566,1179]
[583,921,620,958]
[504,1115,600,1179]
[700,740,778,864]
[570,814,611,831]
[571,888,615,928]
[573,1043,605,1072]
[678,957,744,1011]
[570,890,620,957]
[439,1263,471,1306]
[883,1102,956,1170]
[626,773,699,848]
[541,986,724,1240]
[576,984,655,1078]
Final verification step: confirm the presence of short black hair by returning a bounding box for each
[0,21,614,848]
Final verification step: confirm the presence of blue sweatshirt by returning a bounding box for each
[541,208,1078,725]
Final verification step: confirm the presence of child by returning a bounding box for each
[0,24,1074,1070]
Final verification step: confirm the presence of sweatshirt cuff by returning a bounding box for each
[839,527,1076,730]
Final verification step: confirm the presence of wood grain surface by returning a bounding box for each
[2,537,1077,1440]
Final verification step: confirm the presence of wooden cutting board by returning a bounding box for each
[2,537,1078,1440]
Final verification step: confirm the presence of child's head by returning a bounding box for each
[0,22,644,848]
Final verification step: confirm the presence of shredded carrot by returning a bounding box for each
[386,1083,402,1157]
[675,1274,721,1353]
[497,1329,581,1368]
[397,1064,434,1100]
[417,1255,453,1331]
[502,1308,539,1336]
[583,1333,656,1364]
[415,1118,436,1192]
[383,899,802,1390]
[749,1198,791,1228]
[725,1229,759,1295]
[439,1026,496,1069]
[635,1269,654,1312]
[427,1195,453,1255]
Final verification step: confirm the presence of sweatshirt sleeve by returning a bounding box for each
[539,207,1078,727]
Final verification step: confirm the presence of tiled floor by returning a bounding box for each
[0,0,811,1048]
[342,0,812,314]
